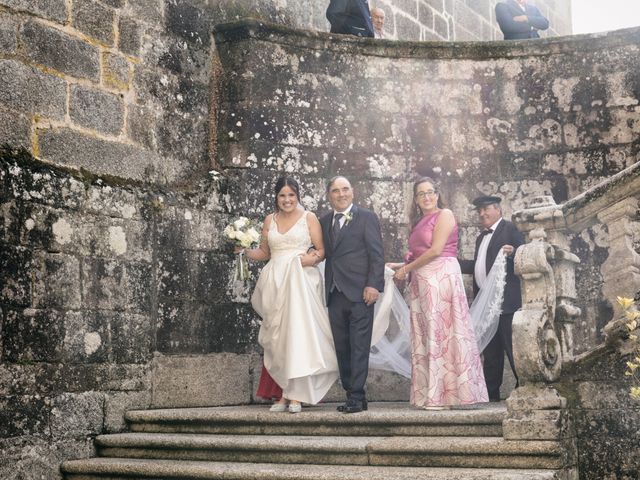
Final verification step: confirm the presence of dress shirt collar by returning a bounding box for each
[334,204,353,218]
[489,217,503,232]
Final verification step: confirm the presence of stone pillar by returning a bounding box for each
[597,197,640,319]
[512,231,562,384]
[506,232,576,477]
[513,196,581,360]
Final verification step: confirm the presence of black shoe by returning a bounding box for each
[344,403,363,413]
[337,398,368,412]
[341,399,366,414]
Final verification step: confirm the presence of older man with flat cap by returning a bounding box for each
[460,195,524,401]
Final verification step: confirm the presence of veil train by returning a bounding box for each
[368,253,508,378]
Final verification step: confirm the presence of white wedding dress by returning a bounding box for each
[251,212,339,404]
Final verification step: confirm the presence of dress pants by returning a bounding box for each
[327,290,374,403]
[483,312,518,401]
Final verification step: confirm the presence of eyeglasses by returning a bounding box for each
[415,190,437,199]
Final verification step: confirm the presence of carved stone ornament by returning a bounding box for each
[512,228,562,383]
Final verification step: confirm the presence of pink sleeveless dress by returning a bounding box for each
[406,211,488,407]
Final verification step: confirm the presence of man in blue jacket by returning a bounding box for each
[327,0,375,38]
[495,0,549,40]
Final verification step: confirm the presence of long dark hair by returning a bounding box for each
[410,176,444,228]
[274,176,301,211]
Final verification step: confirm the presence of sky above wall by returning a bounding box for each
[572,0,640,34]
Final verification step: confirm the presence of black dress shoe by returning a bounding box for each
[344,403,363,413]
[337,399,368,412]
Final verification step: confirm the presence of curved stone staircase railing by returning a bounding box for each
[509,161,640,478]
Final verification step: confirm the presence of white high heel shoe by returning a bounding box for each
[288,402,302,413]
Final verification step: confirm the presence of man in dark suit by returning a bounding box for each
[326,0,375,38]
[495,0,549,40]
[320,176,385,413]
[460,195,525,401]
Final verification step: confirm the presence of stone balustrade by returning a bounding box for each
[504,161,640,478]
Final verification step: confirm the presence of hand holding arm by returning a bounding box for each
[299,213,325,267]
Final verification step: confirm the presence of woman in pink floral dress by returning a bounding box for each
[390,177,488,410]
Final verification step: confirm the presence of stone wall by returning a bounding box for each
[0,1,635,478]
[0,146,261,478]
[215,21,640,353]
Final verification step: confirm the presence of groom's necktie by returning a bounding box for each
[332,213,344,243]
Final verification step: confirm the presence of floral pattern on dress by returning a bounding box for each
[409,256,488,407]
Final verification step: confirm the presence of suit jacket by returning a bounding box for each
[495,0,549,40]
[321,205,385,304]
[326,0,375,38]
[459,219,525,314]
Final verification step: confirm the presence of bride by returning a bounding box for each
[241,176,338,413]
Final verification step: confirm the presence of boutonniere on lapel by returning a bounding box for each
[344,212,353,226]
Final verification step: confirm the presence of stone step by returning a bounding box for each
[95,432,562,469]
[62,458,565,480]
[126,402,505,437]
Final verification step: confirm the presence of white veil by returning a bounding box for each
[368,254,507,378]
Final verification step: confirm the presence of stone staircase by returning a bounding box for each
[62,402,573,479]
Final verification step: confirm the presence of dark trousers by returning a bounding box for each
[327,290,374,403]
[482,312,518,400]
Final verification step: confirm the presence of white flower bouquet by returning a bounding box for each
[223,216,261,281]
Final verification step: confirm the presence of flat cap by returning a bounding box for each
[472,195,502,208]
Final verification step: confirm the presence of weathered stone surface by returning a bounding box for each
[84,184,142,220]
[3,308,65,362]
[110,312,153,363]
[102,51,131,91]
[0,0,67,23]
[81,258,152,313]
[0,395,49,437]
[63,311,111,364]
[503,409,572,441]
[0,435,79,480]
[118,16,143,56]
[127,103,158,150]
[38,127,170,183]
[0,244,33,306]
[104,390,151,432]
[1,155,86,210]
[155,300,258,354]
[70,84,124,135]
[73,0,115,44]
[32,253,82,309]
[151,353,252,407]
[21,20,100,80]
[165,0,211,47]
[101,0,124,8]
[50,392,104,438]
[0,59,66,120]
[0,12,17,53]
[126,0,163,24]
[0,109,30,149]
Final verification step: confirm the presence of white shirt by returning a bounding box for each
[474,218,502,290]
[333,204,353,229]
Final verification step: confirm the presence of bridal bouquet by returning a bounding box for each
[223,217,261,281]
